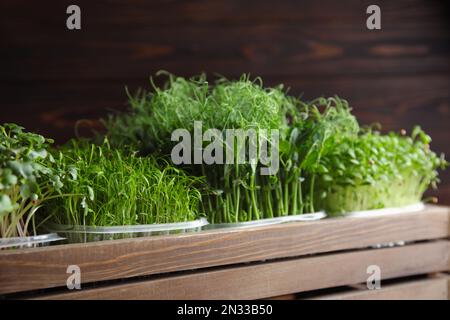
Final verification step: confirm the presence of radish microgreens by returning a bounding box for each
[314,127,448,214]
[0,124,63,238]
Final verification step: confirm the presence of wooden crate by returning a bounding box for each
[0,205,449,300]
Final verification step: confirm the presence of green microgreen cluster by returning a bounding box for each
[0,124,63,238]
[104,72,210,154]
[104,73,295,153]
[314,127,448,214]
[202,96,360,222]
[105,73,447,222]
[197,76,297,222]
[280,97,360,213]
[105,74,299,223]
[46,139,203,227]
[208,75,295,133]
[2,73,447,238]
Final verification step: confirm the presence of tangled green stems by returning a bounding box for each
[104,73,298,223]
[46,139,204,227]
[282,96,360,214]
[198,76,297,222]
[103,73,296,152]
[198,96,361,222]
[0,124,64,238]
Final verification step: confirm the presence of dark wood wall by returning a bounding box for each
[1,0,449,204]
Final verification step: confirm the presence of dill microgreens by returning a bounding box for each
[46,139,204,227]
[0,123,63,238]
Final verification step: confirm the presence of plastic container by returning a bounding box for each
[204,212,327,230]
[46,218,209,243]
[0,233,65,250]
[346,202,425,218]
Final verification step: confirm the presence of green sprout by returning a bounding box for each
[103,73,447,222]
[314,127,448,214]
[46,139,204,227]
[0,123,63,238]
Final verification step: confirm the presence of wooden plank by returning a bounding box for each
[309,277,449,300]
[0,205,448,295]
[2,1,449,81]
[31,241,450,300]
[3,24,448,81]
[3,0,446,27]
[266,294,297,300]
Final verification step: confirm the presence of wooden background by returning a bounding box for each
[1,0,449,203]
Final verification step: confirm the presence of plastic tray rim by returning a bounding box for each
[47,217,210,234]
[0,233,65,249]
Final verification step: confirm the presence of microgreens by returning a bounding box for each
[103,73,447,221]
[46,138,204,227]
[0,123,63,238]
[314,127,448,214]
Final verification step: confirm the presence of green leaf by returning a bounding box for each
[51,175,63,189]
[3,171,17,186]
[68,166,78,180]
[29,149,48,160]
[278,140,291,154]
[348,149,356,158]
[0,194,15,216]
[316,164,328,174]
[20,183,31,198]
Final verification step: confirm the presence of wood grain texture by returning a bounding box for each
[31,241,450,300]
[2,24,449,80]
[3,0,446,26]
[1,0,449,81]
[309,276,449,300]
[0,205,448,295]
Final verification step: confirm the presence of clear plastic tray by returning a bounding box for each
[204,212,327,230]
[0,233,65,250]
[46,218,209,243]
[346,202,425,218]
